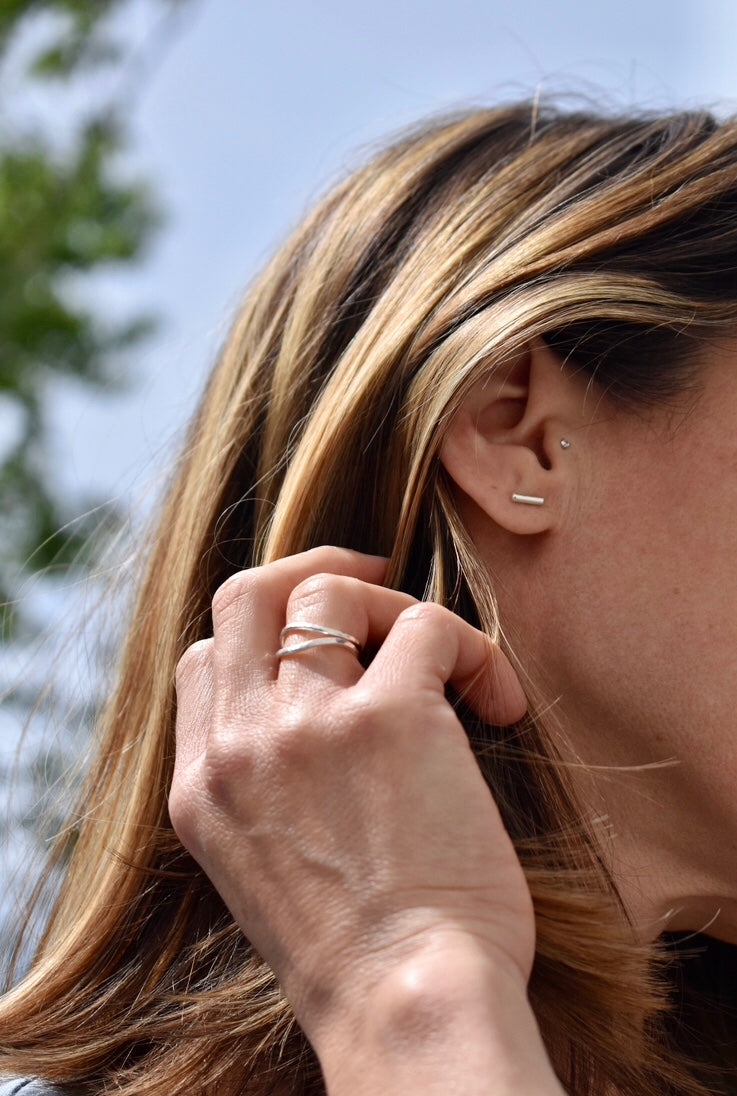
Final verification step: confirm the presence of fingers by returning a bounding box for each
[361,603,528,726]
[278,574,418,690]
[210,547,390,693]
[180,546,526,781]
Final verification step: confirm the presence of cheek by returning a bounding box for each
[549,438,737,757]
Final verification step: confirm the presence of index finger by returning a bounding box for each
[210,546,390,687]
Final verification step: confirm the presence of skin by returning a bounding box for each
[440,335,737,944]
[171,548,562,1094]
[171,335,737,1091]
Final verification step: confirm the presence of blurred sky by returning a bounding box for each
[43,0,737,518]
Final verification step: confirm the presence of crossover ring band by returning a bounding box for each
[276,621,363,660]
[279,621,362,647]
[275,636,362,659]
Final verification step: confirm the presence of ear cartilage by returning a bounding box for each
[511,493,545,506]
[560,438,572,449]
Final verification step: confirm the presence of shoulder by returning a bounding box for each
[0,1080,73,1095]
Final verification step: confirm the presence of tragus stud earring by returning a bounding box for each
[511,493,545,506]
[560,438,572,449]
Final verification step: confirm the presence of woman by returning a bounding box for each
[1,99,737,1095]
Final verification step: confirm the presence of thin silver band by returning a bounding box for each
[511,492,545,506]
[276,635,361,659]
[276,621,363,660]
[279,621,362,646]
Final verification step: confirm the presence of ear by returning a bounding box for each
[439,338,584,535]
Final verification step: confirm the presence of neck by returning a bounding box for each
[552,698,737,947]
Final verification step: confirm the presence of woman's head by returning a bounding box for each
[239,102,737,569]
[205,100,737,952]
[3,99,737,1096]
[242,99,737,945]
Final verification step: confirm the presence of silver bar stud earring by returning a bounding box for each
[511,493,545,506]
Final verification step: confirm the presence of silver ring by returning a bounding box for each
[276,636,362,659]
[279,621,362,648]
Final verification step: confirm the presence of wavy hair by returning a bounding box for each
[2,100,737,1095]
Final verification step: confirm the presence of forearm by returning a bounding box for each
[310,942,566,1096]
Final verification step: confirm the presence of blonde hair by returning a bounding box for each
[3,99,737,1095]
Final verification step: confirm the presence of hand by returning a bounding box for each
[170,546,533,1045]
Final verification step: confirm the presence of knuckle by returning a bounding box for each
[397,601,448,628]
[201,734,258,813]
[344,685,398,731]
[302,545,362,570]
[266,694,350,764]
[211,569,259,623]
[175,639,213,690]
[288,571,347,610]
[270,695,325,747]
[168,769,201,848]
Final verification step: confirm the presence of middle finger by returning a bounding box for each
[211,547,390,696]
[278,572,418,690]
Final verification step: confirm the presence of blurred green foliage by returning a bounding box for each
[0,0,188,642]
[0,1,122,73]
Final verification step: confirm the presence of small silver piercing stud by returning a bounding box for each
[560,438,571,449]
[511,493,545,506]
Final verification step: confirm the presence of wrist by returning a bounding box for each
[310,937,563,1096]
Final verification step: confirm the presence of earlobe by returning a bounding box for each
[439,339,580,536]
